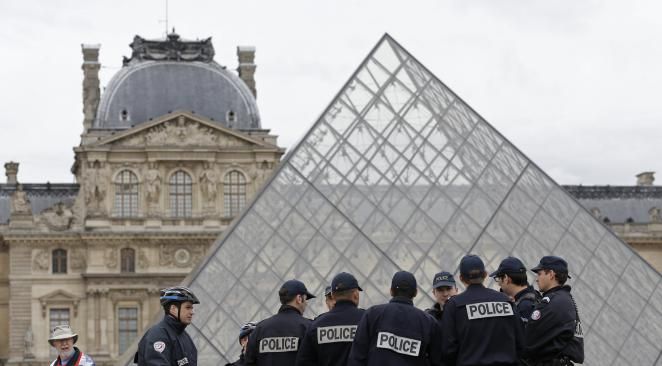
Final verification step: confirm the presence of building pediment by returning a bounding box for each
[38,289,80,317]
[93,111,274,149]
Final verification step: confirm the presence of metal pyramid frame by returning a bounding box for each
[182,34,662,365]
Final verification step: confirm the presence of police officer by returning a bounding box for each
[441,255,523,366]
[226,322,257,366]
[524,256,584,366]
[245,279,315,366]
[296,272,366,366]
[347,271,442,366]
[324,286,336,311]
[490,256,540,324]
[425,271,457,325]
[135,287,199,366]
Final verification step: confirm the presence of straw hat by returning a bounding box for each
[48,325,78,346]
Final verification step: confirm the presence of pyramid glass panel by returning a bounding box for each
[175,34,661,364]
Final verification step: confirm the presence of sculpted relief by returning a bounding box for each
[115,118,251,148]
[39,202,74,230]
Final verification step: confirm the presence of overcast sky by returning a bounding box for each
[1,0,660,185]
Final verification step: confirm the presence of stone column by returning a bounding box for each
[97,288,110,356]
[81,44,101,135]
[7,245,32,361]
[237,46,257,98]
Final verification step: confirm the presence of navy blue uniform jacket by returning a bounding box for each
[441,284,523,366]
[523,285,583,364]
[347,296,442,366]
[513,286,538,325]
[296,300,365,366]
[245,305,312,366]
[135,315,197,366]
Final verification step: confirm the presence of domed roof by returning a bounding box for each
[93,34,260,130]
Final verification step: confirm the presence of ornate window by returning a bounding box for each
[114,170,139,217]
[120,248,135,273]
[52,249,67,274]
[224,171,246,216]
[170,171,192,217]
[118,307,139,354]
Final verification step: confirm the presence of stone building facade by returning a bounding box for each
[0,32,284,365]
[564,172,662,272]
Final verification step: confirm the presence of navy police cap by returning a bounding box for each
[280,279,316,299]
[432,271,456,288]
[531,256,571,278]
[460,254,485,279]
[391,271,417,289]
[490,256,526,278]
[331,272,363,292]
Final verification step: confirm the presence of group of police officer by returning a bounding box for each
[133,254,584,366]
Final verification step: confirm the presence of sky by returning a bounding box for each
[0,0,660,185]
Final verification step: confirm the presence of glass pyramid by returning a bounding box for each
[183,35,662,365]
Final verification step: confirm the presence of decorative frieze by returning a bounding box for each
[159,244,206,267]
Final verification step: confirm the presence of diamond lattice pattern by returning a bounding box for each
[182,35,662,365]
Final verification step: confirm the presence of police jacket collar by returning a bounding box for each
[164,313,188,334]
[331,299,358,311]
[542,284,572,297]
[465,284,486,292]
[389,296,414,305]
[278,304,303,315]
[514,285,536,301]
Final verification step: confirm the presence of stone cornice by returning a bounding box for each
[1,230,219,241]
[563,185,662,199]
[82,272,186,279]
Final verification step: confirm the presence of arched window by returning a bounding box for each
[224,171,246,216]
[170,171,192,217]
[120,248,135,273]
[114,170,139,217]
[52,249,67,274]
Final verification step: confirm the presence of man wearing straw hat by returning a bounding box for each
[48,324,96,366]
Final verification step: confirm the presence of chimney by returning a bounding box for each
[5,161,18,184]
[81,44,101,135]
[636,171,655,186]
[237,46,257,98]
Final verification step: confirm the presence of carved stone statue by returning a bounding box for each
[199,163,218,204]
[41,202,74,230]
[145,167,162,205]
[650,207,661,223]
[85,162,109,216]
[24,328,34,358]
[11,184,31,215]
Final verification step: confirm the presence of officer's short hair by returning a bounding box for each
[278,288,297,305]
[542,269,568,285]
[463,270,486,284]
[554,271,568,285]
[392,287,416,298]
[504,272,528,286]
[332,288,355,301]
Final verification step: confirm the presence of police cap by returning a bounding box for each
[391,271,417,289]
[460,254,485,279]
[530,256,571,278]
[331,272,363,293]
[489,256,526,277]
[280,279,317,299]
[432,271,456,288]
